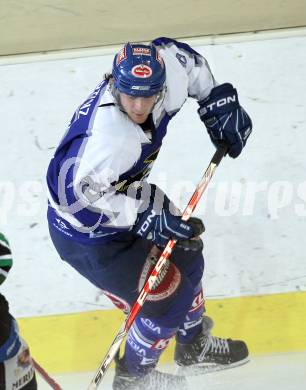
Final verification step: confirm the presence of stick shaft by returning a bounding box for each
[32,358,62,389]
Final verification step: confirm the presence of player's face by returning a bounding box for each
[119,93,157,124]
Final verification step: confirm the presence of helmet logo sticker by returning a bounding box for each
[131,85,150,90]
[116,46,127,65]
[131,65,152,78]
[132,47,151,56]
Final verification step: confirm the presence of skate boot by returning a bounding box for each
[113,352,188,390]
[174,316,249,375]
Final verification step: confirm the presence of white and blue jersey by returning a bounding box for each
[47,37,216,244]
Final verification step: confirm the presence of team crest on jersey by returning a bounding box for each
[116,47,127,65]
[113,147,161,194]
[132,47,151,56]
[131,64,152,78]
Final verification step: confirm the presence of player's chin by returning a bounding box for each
[130,113,148,124]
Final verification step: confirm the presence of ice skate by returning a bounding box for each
[113,352,188,390]
[175,316,249,375]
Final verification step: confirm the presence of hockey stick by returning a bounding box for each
[87,144,228,390]
[32,358,63,389]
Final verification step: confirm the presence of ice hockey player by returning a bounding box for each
[0,232,37,389]
[46,37,252,389]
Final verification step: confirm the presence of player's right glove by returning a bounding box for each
[132,190,204,251]
[198,83,252,158]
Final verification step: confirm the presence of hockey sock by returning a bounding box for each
[176,284,205,344]
[124,316,178,376]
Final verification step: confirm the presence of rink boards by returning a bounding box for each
[18,291,306,373]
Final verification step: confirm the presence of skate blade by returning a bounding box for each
[175,357,250,376]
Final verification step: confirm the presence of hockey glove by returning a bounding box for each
[198,83,252,158]
[133,199,205,251]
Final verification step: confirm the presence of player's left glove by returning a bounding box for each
[198,83,252,158]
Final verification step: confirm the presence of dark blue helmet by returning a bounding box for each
[112,43,166,97]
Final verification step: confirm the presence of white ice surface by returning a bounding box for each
[36,352,306,390]
[0,33,306,317]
